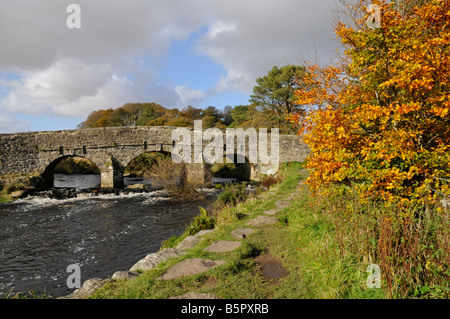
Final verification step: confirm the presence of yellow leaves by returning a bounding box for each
[432,107,449,118]
[288,0,449,205]
[395,102,421,115]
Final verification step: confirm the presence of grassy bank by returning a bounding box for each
[89,162,404,299]
[0,194,13,203]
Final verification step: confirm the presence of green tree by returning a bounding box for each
[250,65,306,116]
[136,106,156,126]
[229,105,249,127]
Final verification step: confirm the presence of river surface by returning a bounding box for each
[0,174,220,298]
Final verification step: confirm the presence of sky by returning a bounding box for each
[0,0,340,133]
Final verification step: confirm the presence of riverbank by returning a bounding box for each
[0,195,13,203]
[80,162,386,299]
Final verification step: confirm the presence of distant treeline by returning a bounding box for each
[54,157,100,175]
[77,65,305,134]
[77,103,295,134]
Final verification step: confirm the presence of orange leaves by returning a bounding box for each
[289,0,450,205]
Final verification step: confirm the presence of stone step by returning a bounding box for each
[230,228,255,240]
[203,241,241,253]
[274,200,291,208]
[263,207,282,215]
[246,215,278,226]
[157,258,226,280]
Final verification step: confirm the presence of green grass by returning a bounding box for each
[90,162,390,299]
[0,194,13,203]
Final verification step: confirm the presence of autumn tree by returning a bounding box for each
[289,0,449,205]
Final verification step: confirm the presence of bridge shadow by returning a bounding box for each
[41,156,101,189]
[123,151,185,189]
[208,154,251,184]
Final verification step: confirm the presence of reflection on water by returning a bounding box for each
[53,174,236,189]
[53,174,154,189]
[54,174,100,189]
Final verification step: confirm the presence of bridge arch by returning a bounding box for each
[208,154,253,183]
[41,155,101,189]
[123,151,185,189]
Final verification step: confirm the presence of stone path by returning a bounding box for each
[246,215,279,226]
[203,241,241,253]
[263,207,282,215]
[230,228,255,239]
[60,180,302,299]
[157,258,226,280]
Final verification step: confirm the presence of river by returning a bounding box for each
[0,174,221,298]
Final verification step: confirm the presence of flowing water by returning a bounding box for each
[0,174,220,298]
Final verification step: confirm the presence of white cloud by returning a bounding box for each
[0,109,29,133]
[0,0,339,132]
[0,0,211,71]
[207,20,237,39]
[0,58,182,118]
[198,0,338,94]
[175,86,206,107]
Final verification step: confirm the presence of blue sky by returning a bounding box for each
[0,0,337,133]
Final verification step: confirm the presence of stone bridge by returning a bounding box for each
[0,126,309,190]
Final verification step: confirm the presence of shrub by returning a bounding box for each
[215,182,248,207]
[160,206,215,249]
[184,207,215,236]
[261,174,282,189]
[319,185,450,298]
[5,182,27,195]
[148,157,204,201]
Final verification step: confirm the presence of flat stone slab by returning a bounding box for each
[287,193,298,200]
[203,241,241,253]
[275,200,291,208]
[246,215,278,226]
[263,207,282,215]
[176,235,201,251]
[195,229,215,237]
[230,228,255,240]
[130,248,184,273]
[157,258,226,280]
[169,292,220,299]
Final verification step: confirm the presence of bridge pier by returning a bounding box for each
[186,163,209,186]
[100,156,124,189]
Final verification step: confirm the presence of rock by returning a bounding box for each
[246,215,278,226]
[130,248,184,273]
[58,278,111,299]
[263,208,282,215]
[157,258,226,280]
[287,193,298,200]
[195,229,215,237]
[169,292,220,299]
[176,236,201,251]
[274,200,291,208]
[112,271,136,280]
[174,230,215,251]
[10,190,27,198]
[230,228,255,240]
[126,184,148,189]
[203,241,241,253]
